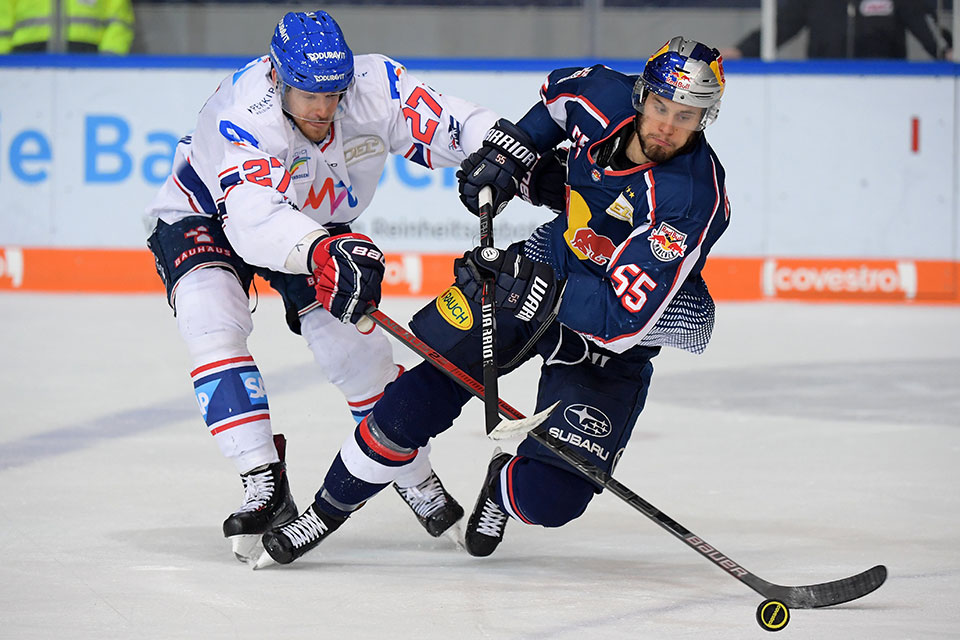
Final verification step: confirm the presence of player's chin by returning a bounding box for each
[642,141,676,163]
[298,121,330,143]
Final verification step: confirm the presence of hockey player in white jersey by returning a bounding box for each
[144,10,498,561]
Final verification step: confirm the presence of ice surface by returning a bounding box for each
[1,293,958,639]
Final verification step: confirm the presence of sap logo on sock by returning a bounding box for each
[563,403,612,438]
[194,380,221,418]
[241,373,268,404]
[436,286,473,330]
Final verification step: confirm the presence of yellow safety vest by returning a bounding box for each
[4,0,134,54]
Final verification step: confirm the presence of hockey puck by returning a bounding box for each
[756,599,790,632]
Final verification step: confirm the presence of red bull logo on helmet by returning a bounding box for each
[569,227,617,266]
[667,69,692,90]
[649,222,688,262]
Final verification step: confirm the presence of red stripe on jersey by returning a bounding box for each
[218,166,239,178]
[191,355,255,377]
[210,412,269,435]
[171,174,201,213]
[321,123,336,152]
[544,92,610,126]
[358,416,417,462]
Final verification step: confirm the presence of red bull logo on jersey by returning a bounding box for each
[649,222,688,262]
[436,286,473,330]
[570,227,617,266]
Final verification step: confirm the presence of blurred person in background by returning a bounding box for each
[0,0,134,54]
[721,0,951,60]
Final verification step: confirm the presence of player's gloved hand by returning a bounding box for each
[454,246,558,323]
[518,147,568,213]
[310,233,385,324]
[457,119,539,217]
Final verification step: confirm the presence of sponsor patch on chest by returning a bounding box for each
[605,191,634,224]
[344,136,386,166]
[289,148,311,180]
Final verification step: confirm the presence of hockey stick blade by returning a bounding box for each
[743,564,888,609]
[364,307,887,607]
[526,427,887,609]
[487,401,560,440]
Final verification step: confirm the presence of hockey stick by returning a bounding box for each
[365,307,558,439]
[477,185,500,435]
[366,308,887,608]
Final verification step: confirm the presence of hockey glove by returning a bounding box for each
[310,233,385,325]
[518,147,568,213]
[457,119,539,217]
[454,246,558,323]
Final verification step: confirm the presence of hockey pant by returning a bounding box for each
[149,216,428,477]
[316,281,657,527]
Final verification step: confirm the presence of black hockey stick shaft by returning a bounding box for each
[478,186,500,434]
[366,308,886,608]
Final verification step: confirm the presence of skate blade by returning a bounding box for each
[230,534,262,564]
[444,521,466,551]
[252,549,277,570]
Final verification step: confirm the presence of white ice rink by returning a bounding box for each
[2,293,958,639]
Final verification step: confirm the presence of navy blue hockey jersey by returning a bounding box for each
[518,65,730,355]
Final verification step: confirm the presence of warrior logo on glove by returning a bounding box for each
[310,233,386,324]
[454,246,559,324]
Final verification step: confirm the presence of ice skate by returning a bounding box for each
[222,435,298,562]
[394,470,464,538]
[464,448,512,557]
[255,503,347,568]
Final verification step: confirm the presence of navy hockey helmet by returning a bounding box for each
[269,11,354,94]
[633,36,725,131]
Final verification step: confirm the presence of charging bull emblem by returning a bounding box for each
[570,227,617,266]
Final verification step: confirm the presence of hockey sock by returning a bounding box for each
[317,413,423,516]
[192,356,276,471]
[495,456,595,528]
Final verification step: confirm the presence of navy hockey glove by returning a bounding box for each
[310,233,385,324]
[454,246,558,323]
[457,119,539,217]
[518,147,568,213]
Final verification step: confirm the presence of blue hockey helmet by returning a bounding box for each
[269,10,354,94]
[633,36,725,130]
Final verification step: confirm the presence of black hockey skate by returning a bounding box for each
[394,471,464,537]
[464,448,513,557]
[222,434,298,562]
[257,503,347,567]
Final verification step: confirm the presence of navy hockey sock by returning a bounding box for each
[496,456,595,528]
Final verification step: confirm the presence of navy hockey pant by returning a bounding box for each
[317,277,657,528]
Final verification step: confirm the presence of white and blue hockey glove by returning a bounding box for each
[310,233,385,324]
[454,246,558,323]
[457,119,539,217]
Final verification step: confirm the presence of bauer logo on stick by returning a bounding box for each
[756,599,790,632]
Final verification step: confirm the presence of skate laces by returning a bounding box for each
[397,472,447,518]
[237,467,276,513]
[475,499,508,537]
[281,507,330,549]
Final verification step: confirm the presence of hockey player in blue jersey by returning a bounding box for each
[257,37,731,565]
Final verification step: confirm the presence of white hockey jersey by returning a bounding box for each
[144,54,498,273]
